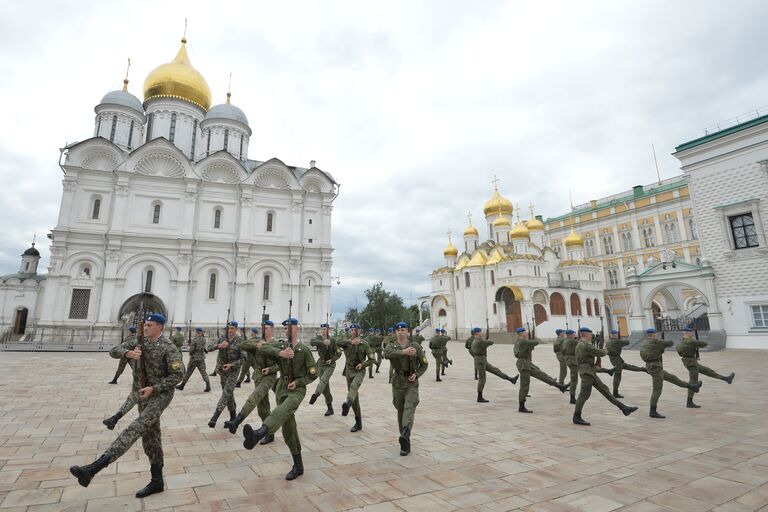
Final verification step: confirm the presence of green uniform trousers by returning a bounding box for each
[556,353,567,385]
[117,389,139,417]
[113,358,133,381]
[566,359,579,398]
[345,369,366,418]
[646,362,689,408]
[240,373,276,421]
[238,359,253,383]
[431,350,444,379]
[106,391,173,466]
[263,382,306,455]
[575,371,624,415]
[392,383,420,431]
[682,357,725,401]
[181,358,210,387]
[475,357,512,394]
[214,369,238,416]
[314,362,336,403]
[608,355,644,394]
[516,359,559,402]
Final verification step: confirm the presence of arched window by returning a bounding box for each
[586,298,593,316]
[92,198,101,220]
[622,231,633,251]
[534,304,548,324]
[550,292,566,316]
[438,309,447,317]
[208,272,217,300]
[127,120,135,150]
[664,222,678,243]
[585,239,595,257]
[464,272,470,287]
[642,227,655,247]
[603,236,614,254]
[570,293,582,316]
[307,278,312,287]
[263,274,271,301]
[213,208,222,229]
[24,261,29,271]
[152,203,161,224]
[594,298,600,317]
[144,269,153,293]
[266,212,274,232]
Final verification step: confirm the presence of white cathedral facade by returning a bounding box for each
[0,37,338,340]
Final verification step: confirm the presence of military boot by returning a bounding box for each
[243,424,268,449]
[235,381,242,388]
[135,464,164,498]
[259,433,275,445]
[649,407,665,419]
[341,400,352,417]
[309,393,320,405]
[557,383,570,393]
[686,399,701,409]
[477,393,489,403]
[724,373,735,384]
[351,417,363,432]
[689,380,703,393]
[208,410,222,429]
[102,412,122,431]
[108,377,118,384]
[569,394,576,405]
[227,413,246,434]
[175,382,185,391]
[368,366,374,379]
[70,453,111,488]
[285,453,304,481]
[508,374,519,385]
[244,376,251,383]
[209,370,217,376]
[621,405,638,416]
[436,375,442,382]
[324,402,334,416]
[223,411,237,430]
[613,388,624,399]
[204,382,211,392]
[572,414,590,426]
[399,426,411,456]
[518,401,532,413]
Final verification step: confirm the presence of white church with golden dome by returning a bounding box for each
[1,36,338,340]
[430,179,606,338]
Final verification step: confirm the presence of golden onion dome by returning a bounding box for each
[144,38,212,111]
[510,221,530,239]
[492,215,511,228]
[483,189,513,216]
[443,241,459,257]
[463,224,479,237]
[526,216,544,230]
[564,227,584,247]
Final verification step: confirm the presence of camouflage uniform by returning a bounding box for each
[677,337,733,406]
[310,334,343,406]
[514,337,562,410]
[465,336,478,379]
[110,334,137,383]
[640,336,699,417]
[384,338,428,455]
[471,336,517,400]
[562,336,579,403]
[605,336,645,397]
[574,339,634,423]
[179,335,211,389]
[428,335,447,380]
[170,331,185,368]
[336,338,375,423]
[366,334,384,376]
[552,334,567,385]
[107,337,140,425]
[207,334,243,425]
[238,337,279,422]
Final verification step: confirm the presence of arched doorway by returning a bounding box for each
[496,286,522,332]
[13,308,28,335]
[118,293,167,330]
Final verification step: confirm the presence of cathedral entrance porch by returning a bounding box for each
[496,286,523,332]
[118,293,167,329]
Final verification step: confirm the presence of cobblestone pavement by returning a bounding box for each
[0,345,766,511]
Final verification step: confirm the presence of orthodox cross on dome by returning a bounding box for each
[447,229,453,243]
[226,72,232,104]
[182,18,188,42]
[515,206,521,222]
[529,202,535,217]
[31,233,36,247]
[123,58,131,91]
[492,174,500,191]
[467,211,473,225]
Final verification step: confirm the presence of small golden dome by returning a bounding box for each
[144,38,212,111]
[510,221,530,239]
[527,217,544,230]
[483,190,513,216]
[564,227,584,247]
[493,216,511,228]
[463,225,479,237]
[443,241,459,257]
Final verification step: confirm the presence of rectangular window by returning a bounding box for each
[752,305,768,327]
[95,117,102,137]
[224,129,229,151]
[127,120,134,150]
[146,113,154,140]
[109,115,117,142]
[730,214,759,249]
[191,119,198,159]
[169,113,177,143]
[208,273,217,300]
[206,130,211,157]
[92,199,101,220]
[239,135,244,160]
[68,289,91,319]
[308,238,313,244]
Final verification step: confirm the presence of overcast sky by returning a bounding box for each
[1,1,767,319]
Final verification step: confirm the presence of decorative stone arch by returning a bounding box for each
[66,137,125,170]
[300,169,334,193]
[196,152,247,184]
[430,294,450,308]
[190,256,235,282]
[116,253,179,282]
[61,252,104,279]
[247,260,290,285]
[250,158,297,190]
[117,293,168,326]
[531,289,549,304]
[126,138,193,179]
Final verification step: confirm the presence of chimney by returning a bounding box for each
[633,185,644,197]
[310,160,316,168]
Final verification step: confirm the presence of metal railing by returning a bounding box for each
[655,313,710,333]
[703,105,768,135]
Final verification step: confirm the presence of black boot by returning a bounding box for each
[108,377,118,384]
[572,414,590,426]
[518,401,532,413]
[724,373,735,384]
[70,453,111,488]
[309,393,319,405]
[135,464,164,498]
[209,371,217,376]
[508,374,519,385]
[689,380,703,393]
[341,400,352,417]
[558,383,570,393]
[204,382,211,392]
[235,381,241,388]
[621,405,638,416]
[223,410,237,430]
[243,424,268,450]
[324,402,334,416]
[399,426,411,456]
[244,376,251,383]
[369,367,374,379]
[175,382,185,391]
[613,389,624,399]
[605,368,615,376]
[285,453,304,481]
[102,412,122,431]
[649,406,665,419]
[208,410,222,429]
[686,399,702,409]
[351,417,363,432]
[477,392,489,403]
[436,375,442,382]
[569,394,576,405]
[227,413,246,434]
[259,434,275,445]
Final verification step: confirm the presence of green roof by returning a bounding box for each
[675,113,768,153]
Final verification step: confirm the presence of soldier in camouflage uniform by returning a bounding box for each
[470,327,518,403]
[384,322,428,456]
[440,328,453,370]
[236,328,259,387]
[175,327,211,392]
[514,327,569,413]
[383,327,396,382]
[71,313,182,498]
[605,329,645,398]
[170,326,185,368]
[562,329,579,404]
[411,328,425,346]
[465,333,479,380]
[108,326,138,384]
[572,327,636,425]
[428,329,444,381]
[337,323,375,431]
[366,328,383,378]
[102,327,142,430]
[243,317,318,481]
[552,329,567,386]
[677,327,734,408]
[226,322,279,438]
[206,320,243,428]
[309,322,343,416]
[640,328,702,418]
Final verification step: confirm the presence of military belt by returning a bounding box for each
[394,370,412,376]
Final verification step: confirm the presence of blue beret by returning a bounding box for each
[515,327,526,333]
[579,327,593,333]
[320,323,329,328]
[416,328,421,333]
[369,328,375,332]
[471,327,482,334]
[375,329,381,333]
[435,328,441,333]
[387,327,394,333]
[128,326,137,333]
[555,329,563,334]
[228,320,238,328]
[395,322,408,329]
[282,318,299,326]
[646,328,657,334]
[251,327,259,333]
[195,327,204,332]
[349,323,360,329]
[175,326,182,331]
[609,329,618,335]
[263,320,274,327]
[683,327,694,332]
[565,329,575,335]
[147,313,166,325]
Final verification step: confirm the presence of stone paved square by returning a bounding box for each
[1,345,767,511]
